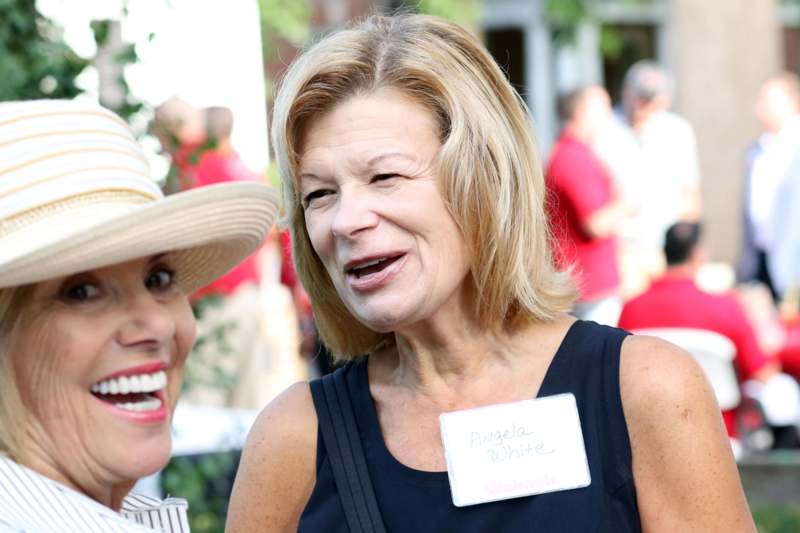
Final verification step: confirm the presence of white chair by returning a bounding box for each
[630,328,740,410]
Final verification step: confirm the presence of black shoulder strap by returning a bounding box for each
[310,368,387,533]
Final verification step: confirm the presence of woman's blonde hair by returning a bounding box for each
[272,14,575,360]
[0,286,33,459]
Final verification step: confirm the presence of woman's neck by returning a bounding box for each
[387,313,566,399]
[18,434,132,511]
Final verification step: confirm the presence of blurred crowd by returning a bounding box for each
[547,62,800,454]
[150,98,318,412]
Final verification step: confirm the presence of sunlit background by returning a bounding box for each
[3,0,800,531]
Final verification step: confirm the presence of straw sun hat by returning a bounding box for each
[0,99,279,292]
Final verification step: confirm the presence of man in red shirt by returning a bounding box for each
[547,85,628,325]
[179,107,306,408]
[619,222,780,437]
[191,107,263,299]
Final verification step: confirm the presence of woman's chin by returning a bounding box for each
[359,314,405,334]
[107,437,172,484]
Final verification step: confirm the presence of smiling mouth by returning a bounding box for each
[90,370,167,412]
[347,255,404,278]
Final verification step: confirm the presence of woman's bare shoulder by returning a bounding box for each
[226,381,318,532]
[618,333,708,408]
[618,333,723,451]
[618,334,755,531]
[247,381,318,449]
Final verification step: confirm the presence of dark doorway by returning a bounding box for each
[601,23,657,104]
[485,27,527,102]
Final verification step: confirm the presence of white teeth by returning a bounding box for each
[352,258,387,271]
[91,370,167,395]
[115,396,163,412]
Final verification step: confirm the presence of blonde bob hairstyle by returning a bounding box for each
[272,14,575,360]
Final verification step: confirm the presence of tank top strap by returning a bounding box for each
[539,320,633,491]
[310,361,367,472]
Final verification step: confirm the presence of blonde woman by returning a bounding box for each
[0,99,278,532]
[227,14,755,533]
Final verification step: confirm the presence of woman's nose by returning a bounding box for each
[330,186,380,239]
[117,292,176,350]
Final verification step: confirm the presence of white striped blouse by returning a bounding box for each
[0,456,190,532]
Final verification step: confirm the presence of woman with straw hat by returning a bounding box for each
[0,99,278,532]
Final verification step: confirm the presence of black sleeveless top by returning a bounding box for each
[298,320,641,532]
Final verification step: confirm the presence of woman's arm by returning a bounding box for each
[620,335,755,532]
[226,382,318,533]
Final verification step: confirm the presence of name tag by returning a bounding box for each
[439,393,590,507]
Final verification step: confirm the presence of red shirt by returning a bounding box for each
[546,133,619,301]
[190,150,262,299]
[778,320,800,381]
[619,274,772,437]
[193,150,259,187]
[619,274,770,379]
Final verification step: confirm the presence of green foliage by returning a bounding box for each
[545,0,648,61]
[90,18,144,122]
[0,0,89,100]
[0,0,145,123]
[752,505,800,533]
[259,0,312,62]
[599,24,625,59]
[413,0,480,26]
[258,0,312,98]
[183,296,238,397]
[162,452,239,533]
[544,0,590,46]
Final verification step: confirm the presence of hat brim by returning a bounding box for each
[0,182,280,292]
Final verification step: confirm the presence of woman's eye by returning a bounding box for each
[146,268,176,291]
[372,173,399,183]
[62,282,100,302]
[303,189,332,207]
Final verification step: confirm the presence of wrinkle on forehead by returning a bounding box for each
[298,89,441,181]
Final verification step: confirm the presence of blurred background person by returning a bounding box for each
[547,85,629,326]
[595,61,702,298]
[619,222,781,443]
[738,72,800,302]
[193,106,260,188]
[278,230,337,376]
[151,97,207,194]
[621,60,703,228]
[756,73,800,313]
[173,105,308,411]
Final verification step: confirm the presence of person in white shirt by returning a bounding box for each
[738,72,800,302]
[0,99,278,532]
[594,60,702,297]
